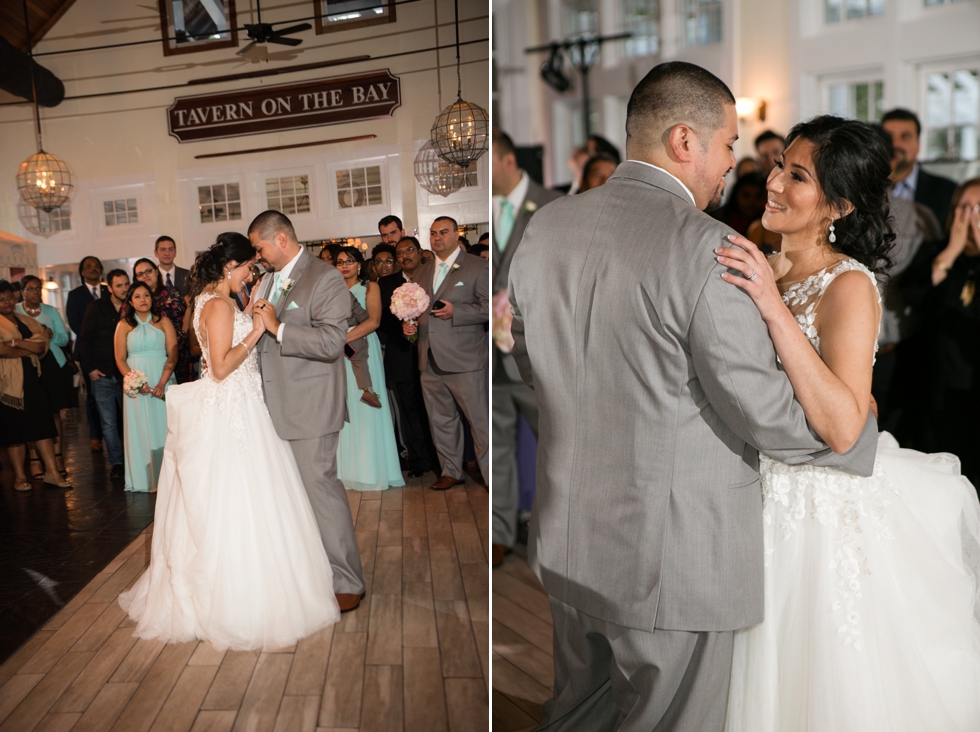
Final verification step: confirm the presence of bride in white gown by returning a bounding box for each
[718,117,980,730]
[119,233,340,651]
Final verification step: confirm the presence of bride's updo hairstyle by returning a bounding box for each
[187,232,256,302]
[784,115,895,275]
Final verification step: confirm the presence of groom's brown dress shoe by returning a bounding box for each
[336,593,364,612]
[430,475,464,491]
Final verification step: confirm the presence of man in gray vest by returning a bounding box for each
[509,62,878,731]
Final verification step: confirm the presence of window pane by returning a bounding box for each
[338,191,350,209]
[869,0,885,15]
[116,211,128,225]
[873,81,884,121]
[280,178,294,195]
[114,200,126,213]
[952,70,979,126]
[201,206,214,223]
[846,0,866,19]
[199,187,211,204]
[105,213,115,227]
[959,126,978,160]
[173,0,230,45]
[228,202,241,220]
[828,84,847,117]
[826,0,842,22]
[336,171,351,189]
[623,0,659,57]
[366,166,381,186]
[323,0,389,25]
[925,73,951,127]
[296,195,311,213]
[295,175,309,194]
[212,185,226,203]
[268,197,280,210]
[367,186,383,205]
[266,179,280,196]
[126,199,137,211]
[927,128,949,159]
[128,210,138,224]
[104,201,113,214]
[283,198,296,215]
[563,0,598,36]
[226,183,240,201]
[214,204,226,221]
[352,168,366,187]
[854,83,869,121]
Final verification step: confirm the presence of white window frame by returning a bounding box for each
[621,0,660,58]
[261,168,316,219]
[919,58,980,162]
[97,187,145,232]
[823,0,885,24]
[194,178,245,226]
[821,73,885,122]
[37,204,71,234]
[680,0,722,47]
[326,158,389,216]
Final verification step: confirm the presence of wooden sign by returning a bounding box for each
[167,70,401,143]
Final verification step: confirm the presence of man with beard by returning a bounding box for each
[883,108,957,228]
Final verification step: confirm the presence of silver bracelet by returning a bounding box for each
[242,341,251,355]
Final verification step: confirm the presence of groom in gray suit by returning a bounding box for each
[509,62,879,730]
[248,210,365,612]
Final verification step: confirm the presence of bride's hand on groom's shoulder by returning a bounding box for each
[716,234,785,323]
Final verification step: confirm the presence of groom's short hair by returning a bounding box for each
[626,62,735,156]
[248,210,298,244]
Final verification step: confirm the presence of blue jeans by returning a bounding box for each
[90,375,123,466]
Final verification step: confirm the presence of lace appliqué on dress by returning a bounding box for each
[762,258,895,649]
[192,293,266,457]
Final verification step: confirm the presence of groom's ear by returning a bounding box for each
[667,124,696,163]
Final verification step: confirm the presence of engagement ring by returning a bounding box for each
[749,270,757,280]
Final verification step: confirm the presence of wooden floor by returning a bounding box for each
[0,477,489,732]
[491,551,553,732]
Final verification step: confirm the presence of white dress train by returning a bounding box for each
[119,292,340,651]
[725,259,980,731]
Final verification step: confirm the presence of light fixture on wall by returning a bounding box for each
[43,278,58,290]
[735,97,767,122]
[414,140,468,197]
[429,0,489,167]
[15,0,73,213]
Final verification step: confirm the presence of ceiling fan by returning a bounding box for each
[237,0,312,56]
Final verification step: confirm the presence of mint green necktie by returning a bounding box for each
[269,272,283,306]
[496,199,515,252]
[434,261,449,292]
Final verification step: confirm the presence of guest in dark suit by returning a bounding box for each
[66,255,108,451]
[403,219,489,490]
[883,108,959,228]
[491,128,564,566]
[154,236,190,297]
[378,237,438,477]
[81,269,129,478]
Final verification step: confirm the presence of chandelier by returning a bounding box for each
[429,0,488,167]
[15,0,73,213]
[414,141,467,197]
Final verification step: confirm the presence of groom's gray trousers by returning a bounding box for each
[536,598,733,732]
[288,433,365,596]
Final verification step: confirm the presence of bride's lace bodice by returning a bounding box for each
[779,257,880,356]
[194,292,262,399]
[761,257,894,649]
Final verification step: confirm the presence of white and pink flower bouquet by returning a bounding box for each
[390,282,430,343]
[492,289,515,354]
[123,370,148,398]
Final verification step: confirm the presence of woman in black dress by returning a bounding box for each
[0,280,71,491]
[903,177,980,489]
[133,258,192,383]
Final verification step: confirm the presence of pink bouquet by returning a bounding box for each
[492,289,515,354]
[390,282,430,343]
[123,370,148,398]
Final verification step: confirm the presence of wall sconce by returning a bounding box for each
[43,278,58,290]
[735,97,767,122]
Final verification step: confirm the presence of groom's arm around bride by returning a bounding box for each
[248,210,366,608]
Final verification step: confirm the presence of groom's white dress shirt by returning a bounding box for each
[629,160,696,206]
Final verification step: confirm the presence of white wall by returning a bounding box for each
[0,0,490,268]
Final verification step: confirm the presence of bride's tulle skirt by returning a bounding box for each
[119,377,340,651]
[726,433,980,731]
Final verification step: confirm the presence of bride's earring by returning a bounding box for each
[226,273,232,280]
[829,221,836,244]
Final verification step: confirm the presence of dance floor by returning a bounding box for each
[0,419,489,731]
[491,550,553,732]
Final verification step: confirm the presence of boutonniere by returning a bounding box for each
[282,278,295,293]
[523,200,537,213]
[451,263,461,272]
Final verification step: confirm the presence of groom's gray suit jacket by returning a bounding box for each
[255,248,349,439]
[509,162,878,633]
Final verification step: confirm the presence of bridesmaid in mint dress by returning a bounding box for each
[333,247,405,491]
[114,282,177,492]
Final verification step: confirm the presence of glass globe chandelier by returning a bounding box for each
[429,0,488,167]
[15,0,73,213]
[414,141,467,197]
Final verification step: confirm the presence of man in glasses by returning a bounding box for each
[376,236,438,477]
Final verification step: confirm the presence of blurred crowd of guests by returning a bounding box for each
[491,107,980,565]
[2,214,490,500]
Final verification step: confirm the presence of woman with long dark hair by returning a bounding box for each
[333,246,404,491]
[119,232,340,650]
[114,281,177,492]
[717,116,980,730]
[133,257,192,383]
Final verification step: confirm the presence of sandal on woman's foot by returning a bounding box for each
[29,457,44,480]
[14,481,32,492]
[42,476,71,489]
